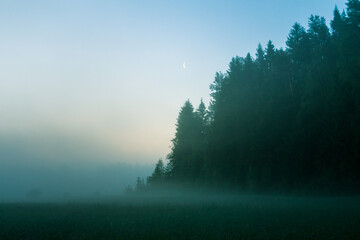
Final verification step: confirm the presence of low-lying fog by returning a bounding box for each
[0,136,153,202]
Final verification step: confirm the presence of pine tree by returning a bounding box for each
[168,100,200,180]
[135,177,145,192]
[346,0,360,27]
[331,6,346,36]
[265,40,276,71]
[286,23,310,65]
[147,159,165,186]
[196,99,207,129]
[308,15,330,49]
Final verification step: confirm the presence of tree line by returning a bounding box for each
[138,1,360,194]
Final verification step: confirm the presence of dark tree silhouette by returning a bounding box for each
[144,0,360,194]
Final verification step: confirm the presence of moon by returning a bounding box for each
[182,62,187,69]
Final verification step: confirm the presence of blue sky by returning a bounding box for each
[0,0,347,166]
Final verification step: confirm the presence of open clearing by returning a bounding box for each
[0,195,359,239]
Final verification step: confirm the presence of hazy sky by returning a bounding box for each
[0,0,347,166]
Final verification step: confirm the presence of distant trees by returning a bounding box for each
[147,159,165,186]
[135,177,146,192]
[143,0,360,194]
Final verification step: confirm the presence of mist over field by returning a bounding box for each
[0,135,152,202]
[1,0,360,239]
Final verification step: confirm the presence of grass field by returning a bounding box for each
[0,195,359,239]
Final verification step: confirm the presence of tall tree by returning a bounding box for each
[346,0,360,27]
[255,43,266,70]
[265,40,276,71]
[331,6,346,36]
[147,159,165,186]
[308,15,330,50]
[286,23,310,65]
[167,100,204,180]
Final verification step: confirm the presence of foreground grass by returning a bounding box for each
[0,195,359,239]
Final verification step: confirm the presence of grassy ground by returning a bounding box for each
[0,195,359,239]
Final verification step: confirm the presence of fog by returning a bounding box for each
[0,135,153,202]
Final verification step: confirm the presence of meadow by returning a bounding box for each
[0,195,359,239]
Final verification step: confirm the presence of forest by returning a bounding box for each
[143,0,360,194]
[2,2,360,240]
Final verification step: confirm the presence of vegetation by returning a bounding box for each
[144,0,360,194]
[1,196,359,240]
[2,2,360,240]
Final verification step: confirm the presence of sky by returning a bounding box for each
[0,0,348,198]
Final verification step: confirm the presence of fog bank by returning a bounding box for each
[0,135,153,202]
